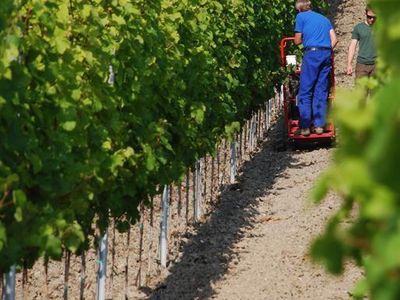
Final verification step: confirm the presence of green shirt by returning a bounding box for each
[352,22,377,65]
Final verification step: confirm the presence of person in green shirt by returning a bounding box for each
[346,6,377,78]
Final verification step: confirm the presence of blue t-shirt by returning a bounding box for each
[295,11,333,48]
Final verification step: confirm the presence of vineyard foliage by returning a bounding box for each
[312,1,400,299]
[0,0,332,271]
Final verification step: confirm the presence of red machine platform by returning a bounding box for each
[279,37,336,144]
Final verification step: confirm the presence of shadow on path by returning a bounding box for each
[146,118,304,300]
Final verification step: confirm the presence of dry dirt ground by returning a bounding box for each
[148,0,367,299]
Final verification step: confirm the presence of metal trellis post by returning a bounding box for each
[160,185,170,267]
[3,265,16,300]
[251,114,256,151]
[96,231,108,300]
[230,140,237,183]
[249,118,253,152]
[194,160,203,221]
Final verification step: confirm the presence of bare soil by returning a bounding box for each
[148,133,363,300]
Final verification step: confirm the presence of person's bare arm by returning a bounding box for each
[294,32,302,45]
[347,39,358,75]
[330,29,338,49]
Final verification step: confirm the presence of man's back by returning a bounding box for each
[295,11,333,48]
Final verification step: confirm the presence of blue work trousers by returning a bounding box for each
[298,49,332,128]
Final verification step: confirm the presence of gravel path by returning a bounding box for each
[149,1,366,299]
[149,138,363,300]
[210,148,362,300]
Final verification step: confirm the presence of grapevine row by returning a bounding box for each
[0,0,325,270]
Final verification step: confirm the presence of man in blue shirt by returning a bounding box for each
[294,0,338,136]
